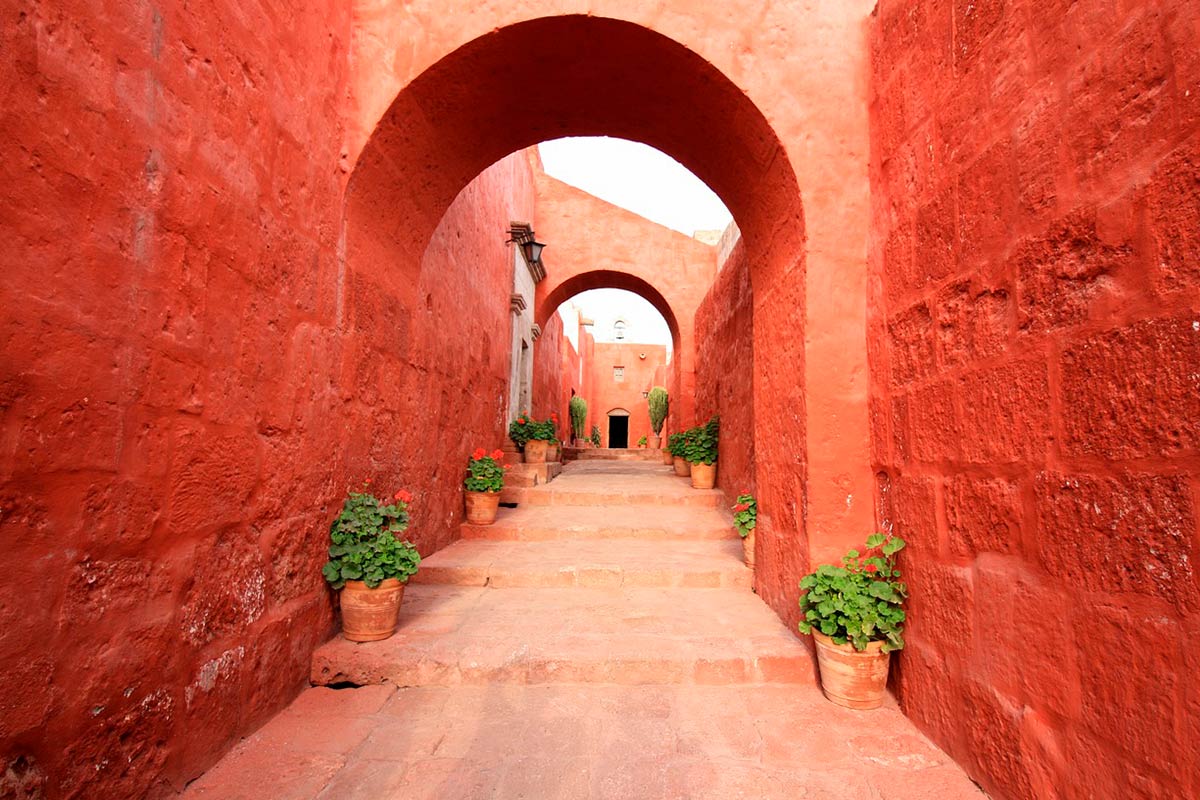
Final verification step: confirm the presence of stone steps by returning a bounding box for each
[411,537,751,588]
[311,586,815,687]
[461,504,735,541]
[564,447,664,461]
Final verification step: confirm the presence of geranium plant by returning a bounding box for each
[527,416,557,441]
[732,493,756,538]
[798,533,907,652]
[322,484,421,590]
[683,417,719,465]
[637,435,648,447]
[464,448,508,493]
[508,412,533,449]
[590,425,601,447]
[667,431,685,457]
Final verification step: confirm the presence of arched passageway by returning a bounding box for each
[343,13,869,627]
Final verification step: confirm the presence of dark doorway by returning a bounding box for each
[608,414,629,448]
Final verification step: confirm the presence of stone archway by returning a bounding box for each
[342,10,871,631]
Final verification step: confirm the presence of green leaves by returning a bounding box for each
[647,387,669,435]
[732,493,757,538]
[464,455,506,493]
[797,532,908,652]
[682,416,719,465]
[323,489,420,590]
[569,396,588,438]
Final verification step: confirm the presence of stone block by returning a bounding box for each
[905,381,959,463]
[915,186,957,287]
[1143,140,1200,293]
[1061,315,1200,459]
[887,302,935,386]
[957,360,1051,464]
[1014,209,1131,334]
[1035,472,1197,608]
[944,476,1021,557]
[934,279,1011,369]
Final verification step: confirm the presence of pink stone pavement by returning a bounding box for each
[184,462,982,798]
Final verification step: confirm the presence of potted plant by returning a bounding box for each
[798,533,907,710]
[590,424,601,448]
[509,412,533,460]
[685,416,719,489]
[669,431,691,477]
[322,483,421,642]
[569,396,588,447]
[637,435,648,448]
[546,413,562,461]
[647,386,669,449]
[464,448,509,524]
[522,415,551,463]
[732,492,756,569]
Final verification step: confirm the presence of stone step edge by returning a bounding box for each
[311,654,816,688]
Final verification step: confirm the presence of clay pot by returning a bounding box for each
[546,442,560,462]
[742,529,756,569]
[662,448,674,466]
[672,456,690,477]
[339,579,405,642]
[574,437,589,448]
[650,434,662,449]
[690,461,717,489]
[465,490,500,525]
[811,630,891,710]
[525,439,548,463]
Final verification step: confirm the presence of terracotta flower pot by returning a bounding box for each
[662,448,674,466]
[742,529,756,569]
[465,490,500,525]
[811,629,891,710]
[339,579,405,642]
[690,461,717,489]
[650,434,662,449]
[574,437,589,448]
[525,439,548,463]
[672,456,690,477]
[546,442,560,462]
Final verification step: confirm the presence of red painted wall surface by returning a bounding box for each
[583,343,667,448]
[695,232,756,501]
[0,2,351,796]
[531,311,568,439]
[870,2,1200,797]
[0,1,537,790]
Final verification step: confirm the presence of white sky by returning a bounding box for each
[541,137,729,352]
[539,137,732,236]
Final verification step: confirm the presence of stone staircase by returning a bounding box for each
[311,460,817,688]
[184,460,984,799]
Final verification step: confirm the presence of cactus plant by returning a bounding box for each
[647,386,669,435]
[569,395,588,439]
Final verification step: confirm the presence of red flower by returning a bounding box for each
[733,502,749,512]
[551,413,558,421]
[864,563,878,573]
[503,464,512,470]
[364,478,371,485]
[472,447,486,460]
[517,418,526,425]
[491,449,504,460]
[394,489,413,504]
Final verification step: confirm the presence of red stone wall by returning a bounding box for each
[403,151,537,552]
[870,2,1200,797]
[0,1,539,792]
[531,311,569,439]
[695,236,755,500]
[0,2,351,796]
[583,343,667,448]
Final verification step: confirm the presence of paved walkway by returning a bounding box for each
[184,461,982,799]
